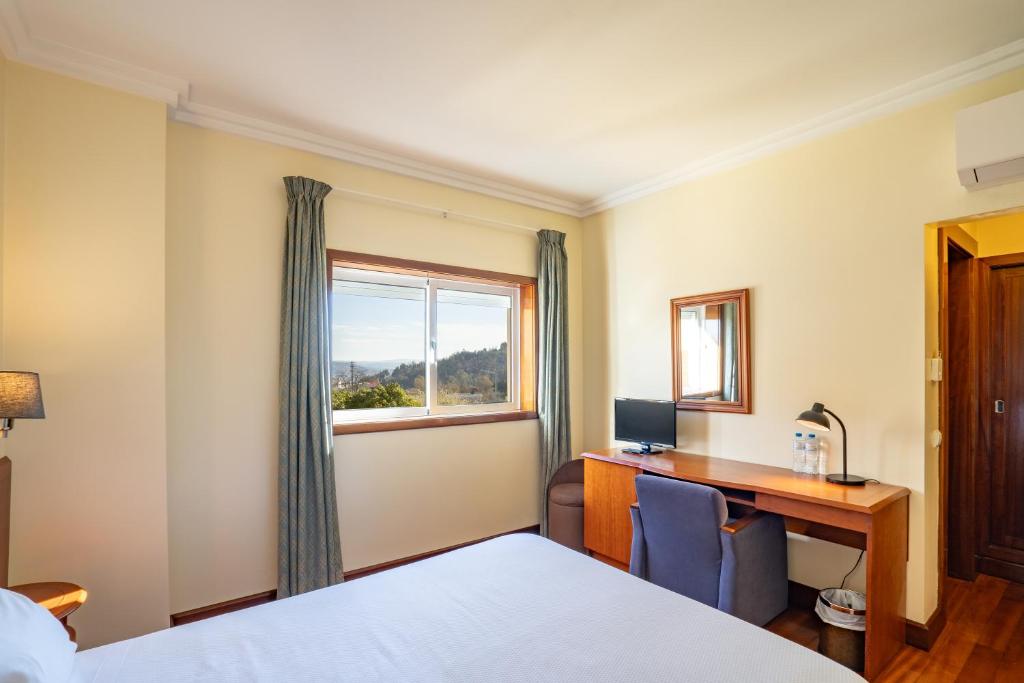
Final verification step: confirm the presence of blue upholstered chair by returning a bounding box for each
[628,475,789,626]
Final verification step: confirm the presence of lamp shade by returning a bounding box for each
[796,402,830,432]
[0,372,45,419]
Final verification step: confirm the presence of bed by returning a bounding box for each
[72,534,862,682]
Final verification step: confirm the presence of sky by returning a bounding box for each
[332,291,509,363]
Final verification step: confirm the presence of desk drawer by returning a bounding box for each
[756,493,870,533]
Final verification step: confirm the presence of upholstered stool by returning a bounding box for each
[547,459,585,551]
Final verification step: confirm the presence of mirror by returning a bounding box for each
[670,289,751,414]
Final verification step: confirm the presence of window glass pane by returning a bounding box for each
[436,289,511,405]
[678,304,723,399]
[332,279,426,410]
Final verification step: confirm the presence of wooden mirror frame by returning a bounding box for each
[670,288,751,414]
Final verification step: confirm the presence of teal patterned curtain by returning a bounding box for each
[721,302,739,402]
[278,176,344,598]
[537,229,571,536]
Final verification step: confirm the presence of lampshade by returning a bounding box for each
[796,402,830,432]
[0,372,45,419]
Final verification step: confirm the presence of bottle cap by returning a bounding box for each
[808,433,816,438]
[795,432,803,437]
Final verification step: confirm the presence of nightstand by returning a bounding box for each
[8,581,87,642]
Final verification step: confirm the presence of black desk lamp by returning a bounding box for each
[795,402,866,486]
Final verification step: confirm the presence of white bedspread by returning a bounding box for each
[73,534,862,682]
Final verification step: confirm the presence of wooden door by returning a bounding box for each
[977,264,1024,582]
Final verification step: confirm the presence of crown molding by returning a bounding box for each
[0,1,187,105]
[2,0,1024,220]
[171,101,585,216]
[581,38,1024,216]
[0,0,583,218]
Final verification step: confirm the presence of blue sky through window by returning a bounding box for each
[332,289,509,364]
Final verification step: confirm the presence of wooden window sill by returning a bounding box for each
[333,410,538,435]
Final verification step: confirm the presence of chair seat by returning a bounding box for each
[549,482,584,507]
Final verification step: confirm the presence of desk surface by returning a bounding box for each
[582,448,909,513]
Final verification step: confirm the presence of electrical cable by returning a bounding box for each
[840,550,865,590]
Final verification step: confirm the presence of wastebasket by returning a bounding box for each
[815,588,866,672]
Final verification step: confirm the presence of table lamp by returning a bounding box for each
[795,402,866,486]
[0,371,45,438]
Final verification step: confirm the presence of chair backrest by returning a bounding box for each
[0,456,10,588]
[547,458,584,493]
[634,474,728,607]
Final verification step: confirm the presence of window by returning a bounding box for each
[329,251,537,434]
[677,304,725,399]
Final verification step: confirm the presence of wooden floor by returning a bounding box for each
[766,574,1024,682]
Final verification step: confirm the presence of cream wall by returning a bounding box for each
[2,64,170,647]
[582,68,1024,623]
[165,123,583,614]
[966,212,1024,256]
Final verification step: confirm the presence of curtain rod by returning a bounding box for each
[329,186,543,236]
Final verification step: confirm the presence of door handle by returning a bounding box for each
[995,400,1006,414]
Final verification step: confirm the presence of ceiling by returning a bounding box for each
[3,0,1024,215]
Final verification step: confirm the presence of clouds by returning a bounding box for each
[332,321,423,361]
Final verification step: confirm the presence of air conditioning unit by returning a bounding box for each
[956,88,1024,189]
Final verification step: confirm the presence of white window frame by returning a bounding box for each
[331,266,521,424]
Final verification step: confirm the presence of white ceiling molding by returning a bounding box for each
[2,0,1023,220]
[0,1,187,105]
[581,38,1024,216]
[172,101,585,216]
[0,0,583,217]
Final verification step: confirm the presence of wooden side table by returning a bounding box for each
[8,581,87,642]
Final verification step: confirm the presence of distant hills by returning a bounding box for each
[332,345,508,404]
[332,359,417,378]
[380,343,508,402]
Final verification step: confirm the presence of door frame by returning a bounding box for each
[938,225,979,594]
[982,251,1024,269]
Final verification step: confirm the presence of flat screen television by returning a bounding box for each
[614,398,677,454]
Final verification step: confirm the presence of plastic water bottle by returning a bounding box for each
[792,433,806,472]
[818,444,828,476]
[805,434,820,474]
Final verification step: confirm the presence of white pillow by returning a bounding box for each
[0,587,76,682]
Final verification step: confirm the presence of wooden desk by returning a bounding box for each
[582,448,909,681]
